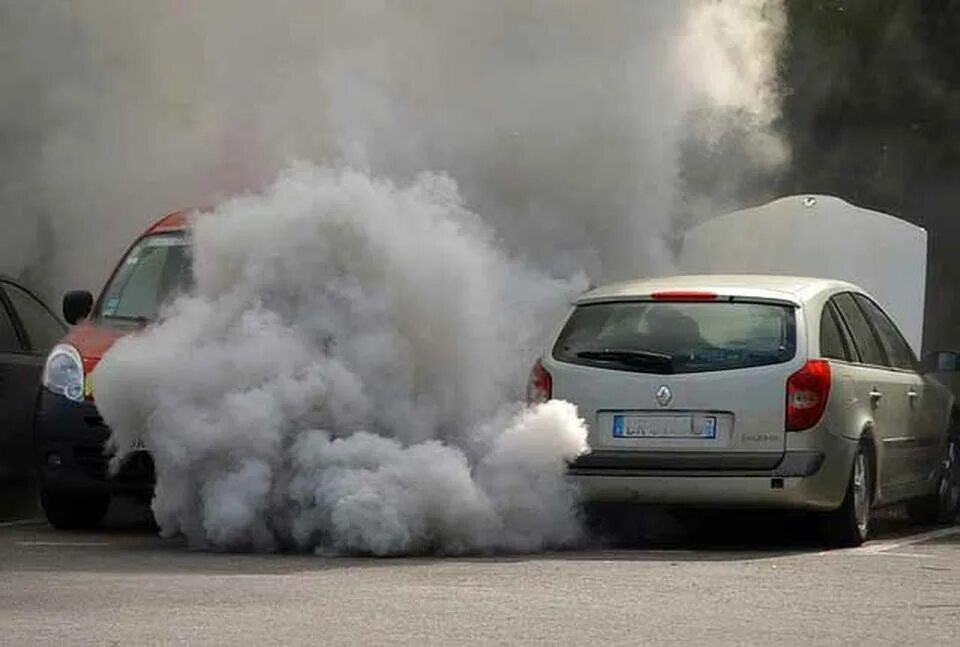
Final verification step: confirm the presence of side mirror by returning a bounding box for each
[62,290,94,325]
[921,350,960,374]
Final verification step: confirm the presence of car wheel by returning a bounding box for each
[907,435,960,526]
[822,443,872,548]
[40,488,110,530]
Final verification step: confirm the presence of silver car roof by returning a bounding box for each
[577,274,863,306]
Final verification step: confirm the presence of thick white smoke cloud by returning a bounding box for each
[1,0,784,296]
[13,0,788,554]
[93,165,589,554]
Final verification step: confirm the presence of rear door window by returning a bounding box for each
[832,292,887,367]
[553,300,796,374]
[819,302,851,361]
[854,295,916,371]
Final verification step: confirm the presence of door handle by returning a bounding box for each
[908,389,920,404]
[869,389,883,405]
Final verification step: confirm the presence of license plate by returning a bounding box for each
[130,438,147,450]
[612,415,717,439]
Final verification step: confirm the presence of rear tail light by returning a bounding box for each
[786,360,831,431]
[527,359,552,404]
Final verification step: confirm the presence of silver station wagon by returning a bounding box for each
[529,275,960,546]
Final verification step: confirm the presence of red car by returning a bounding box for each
[35,211,193,528]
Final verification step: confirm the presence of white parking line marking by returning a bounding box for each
[846,526,960,556]
[0,519,45,528]
[15,541,112,548]
[812,526,960,557]
[856,526,960,554]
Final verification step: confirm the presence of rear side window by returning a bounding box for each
[854,295,916,370]
[832,293,886,367]
[553,301,796,374]
[819,303,850,361]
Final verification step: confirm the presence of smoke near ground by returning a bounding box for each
[93,165,589,554]
[6,1,788,554]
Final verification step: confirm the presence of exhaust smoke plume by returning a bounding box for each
[2,1,788,553]
[1,0,785,294]
[94,166,589,553]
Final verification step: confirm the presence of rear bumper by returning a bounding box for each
[570,441,857,511]
[34,389,155,497]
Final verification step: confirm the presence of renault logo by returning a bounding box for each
[656,385,673,407]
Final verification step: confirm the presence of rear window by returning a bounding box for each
[553,301,796,374]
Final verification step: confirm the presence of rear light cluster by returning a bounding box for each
[527,359,552,404]
[786,360,831,431]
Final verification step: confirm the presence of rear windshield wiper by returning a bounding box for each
[576,349,674,371]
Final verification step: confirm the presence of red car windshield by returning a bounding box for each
[97,232,192,323]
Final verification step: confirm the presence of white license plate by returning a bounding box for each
[612,415,717,439]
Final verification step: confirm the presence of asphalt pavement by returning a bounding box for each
[1,498,958,646]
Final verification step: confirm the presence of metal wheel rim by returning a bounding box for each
[938,439,960,514]
[853,451,870,535]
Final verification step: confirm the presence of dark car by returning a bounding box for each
[0,276,66,486]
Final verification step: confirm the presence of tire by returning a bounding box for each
[41,488,110,530]
[907,435,960,526]
[821,443,873,548]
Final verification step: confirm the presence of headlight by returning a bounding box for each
[42,344,85,402]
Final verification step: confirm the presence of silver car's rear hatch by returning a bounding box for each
[546,296,801,471]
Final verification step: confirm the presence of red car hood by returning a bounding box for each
[63,323,137,375]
